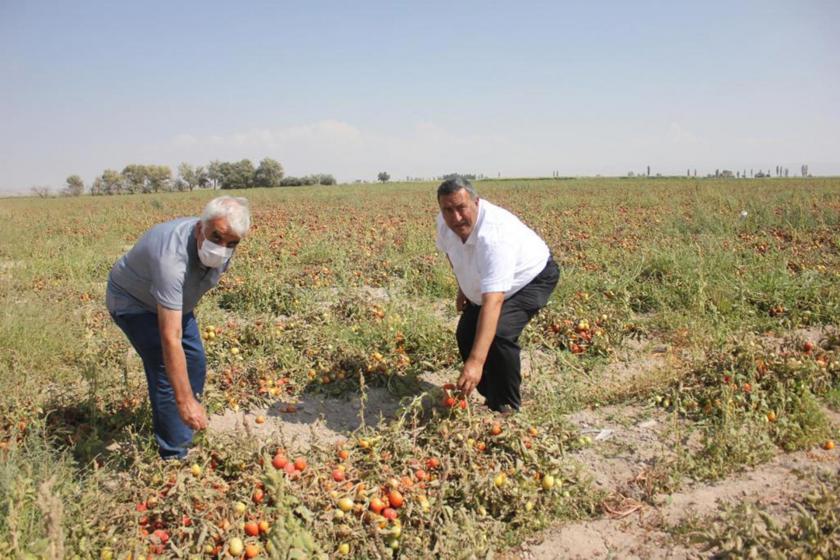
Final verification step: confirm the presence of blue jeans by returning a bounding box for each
[110,311,206,459]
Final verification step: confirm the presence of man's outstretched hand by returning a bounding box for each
[457,358,483,395]
[178,397,209,430]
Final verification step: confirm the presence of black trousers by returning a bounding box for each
[456,257,560,410]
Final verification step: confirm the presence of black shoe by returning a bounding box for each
[492,403,519,416]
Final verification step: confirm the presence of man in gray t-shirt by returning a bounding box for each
[107,196,251,459]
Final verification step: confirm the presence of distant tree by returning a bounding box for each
[64,175,84,196]
[177,162,199,192]
[92,169,123,195]
[30,185,51,198]
[219,159,255,189]
[627,171,635,177]
[277,174,334,187]
[377,171,390,183]
[253,158,284,188]
[122,164,149,194]
[280,176,304,187]
[195,165,210,188]
[646,165,650,177]
[442,173,476,181]
[147,165,172,192]
[90,177,104,196]
[207,160,223,190]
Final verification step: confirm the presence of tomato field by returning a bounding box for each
[0,177,838,559]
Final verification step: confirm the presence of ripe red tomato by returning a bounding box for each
[387,490,404,509]
[152,529,169,544]
[252,488,264,504]
[244,521,259,537]
[272,454,288,469]
[294,457,307,471]
[332,468,346,482]
[369,497,386,514]
[383,507,398,520]
[426,457,440,470]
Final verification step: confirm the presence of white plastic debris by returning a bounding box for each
[594,429,614,441]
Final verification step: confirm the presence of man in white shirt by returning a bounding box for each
[436,176,559,413]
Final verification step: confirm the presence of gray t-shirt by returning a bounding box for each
[106,217,227,315]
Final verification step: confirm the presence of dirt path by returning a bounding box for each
[507,395,838,560]
[208,370,461,451]
[508,327,839,559]
[512,446,838,560]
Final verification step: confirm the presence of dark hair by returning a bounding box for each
[437,175,477,200]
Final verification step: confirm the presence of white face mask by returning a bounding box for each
[198,238,234,268]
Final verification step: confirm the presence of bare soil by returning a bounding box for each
[512,443,837,560]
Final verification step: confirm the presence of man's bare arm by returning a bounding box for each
[457,292,504,395]
[158,305,208,430]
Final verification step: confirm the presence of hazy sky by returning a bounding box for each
[1,1,839,192]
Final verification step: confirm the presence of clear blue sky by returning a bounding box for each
[1,0,838,192]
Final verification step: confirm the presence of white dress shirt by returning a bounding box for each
[436,199,550,305]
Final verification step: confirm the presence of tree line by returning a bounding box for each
[57,158,335,197]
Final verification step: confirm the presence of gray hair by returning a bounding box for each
[437,175,477,200]
[201,196,251,237]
